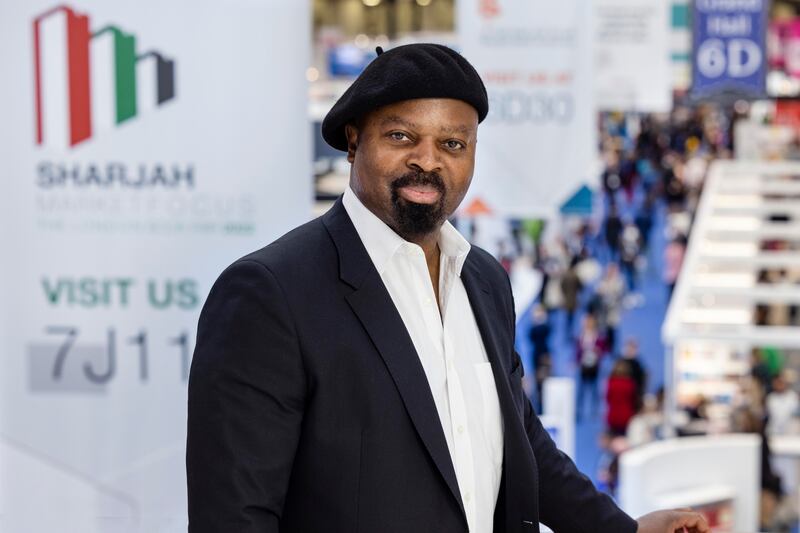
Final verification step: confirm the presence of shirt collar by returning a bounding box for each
[342,186,471,276]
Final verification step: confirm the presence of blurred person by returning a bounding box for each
[606,359,637,436]
[604,203,623,261]
[186,44,704,533]
[528,304,551,368]
[601,150,621,195]
[619,155,639,204]
[626,389,665,448]
[663,164,687,213]
[678,395,711,437]
[541,239,567,317]
[596,263,626,355]
[560,256,583,341]
[637,156,661,195]
[763,345,786,380]
[621,338,647,408]
[619,221,641,292]
[497,240,513,274]
[730,406,788,531]
[576,314,607,420]
[663,233,687,300]
[750,347,773,397]
[766,373,799,436]
[634,193,656,253]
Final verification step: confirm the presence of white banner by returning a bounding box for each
[458,0,596,218]
[0,1,311,531]
[594,0,672,112]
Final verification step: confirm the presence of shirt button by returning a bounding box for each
[465,492,471,502]
[457,425,465,435]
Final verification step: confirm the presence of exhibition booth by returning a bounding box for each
[663,160,800,433]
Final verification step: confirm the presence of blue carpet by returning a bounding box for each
[516,197,670,486]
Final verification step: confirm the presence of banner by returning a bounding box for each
[458,0,596,218]
[691,0,767,100]
[594,0,672,112]
[0,1,311,531]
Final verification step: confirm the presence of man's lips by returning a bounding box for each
[396,184,442,204]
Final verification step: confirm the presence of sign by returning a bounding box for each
[691,0,767,100]
[458,0,596,218]
[594,0,672,112]
[0,1,311,531]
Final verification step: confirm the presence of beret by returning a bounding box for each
[321,43,488,151]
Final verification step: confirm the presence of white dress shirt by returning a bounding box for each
[343,187,504,533]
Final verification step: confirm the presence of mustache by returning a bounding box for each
[390,171,446,194]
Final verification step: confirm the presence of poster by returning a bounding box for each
[594,0,672,112]
[458,0,596,218]
[0,1,311,531]
[692,0,767,100]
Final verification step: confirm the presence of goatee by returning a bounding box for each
[390,171,447,239]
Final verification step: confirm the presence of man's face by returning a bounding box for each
[345,98,478,240]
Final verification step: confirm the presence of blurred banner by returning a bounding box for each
[594,0,672,112]
[458,0,595,218]
[0,1,310,531]
[691,0,767,100]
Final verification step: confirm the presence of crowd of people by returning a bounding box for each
[520,104,732,492]
[529,103,800,530]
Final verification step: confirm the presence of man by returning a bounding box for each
[187,44,708,533]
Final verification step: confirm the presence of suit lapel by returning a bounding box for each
[461,255,540,531]
[322,199,466,522]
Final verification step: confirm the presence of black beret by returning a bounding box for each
[321,43,488,151]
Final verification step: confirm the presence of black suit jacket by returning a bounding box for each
[186,199,637,533]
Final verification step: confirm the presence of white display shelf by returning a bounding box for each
[653,484,736,510]
[663,161,800,444]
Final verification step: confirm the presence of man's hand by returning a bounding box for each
[636,509,710,533]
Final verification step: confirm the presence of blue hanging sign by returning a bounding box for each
[691,0,767,100]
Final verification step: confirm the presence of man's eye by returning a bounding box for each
[389,132,409,141]
[446,140,465,150]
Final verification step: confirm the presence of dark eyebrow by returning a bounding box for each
[380,115,418,129]
[439,124,473,137]
[381,115,473,138]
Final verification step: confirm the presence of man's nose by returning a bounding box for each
[406,137,442,174]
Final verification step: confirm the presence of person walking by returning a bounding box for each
[606,359,638,436]
[596,263,626,355]
[576,314,607,420]
[560,257,583,341]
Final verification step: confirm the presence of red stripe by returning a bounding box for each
[33,19,43,145]
[66,10,91,146]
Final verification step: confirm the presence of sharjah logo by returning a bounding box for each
[33,5,176,149]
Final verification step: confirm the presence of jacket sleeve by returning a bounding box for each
[520,354,637,533]
[187,259,306,533]
[496,263,636,533]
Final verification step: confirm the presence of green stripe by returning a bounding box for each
[92,26,137,124]
[114,30,137,124]
[672,3,689,29]
[672,52,691,62]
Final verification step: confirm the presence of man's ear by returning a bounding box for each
[344,123,359,163]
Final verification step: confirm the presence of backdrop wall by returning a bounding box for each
[0,1,311,531]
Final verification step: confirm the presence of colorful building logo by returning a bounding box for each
[33,5,176,149]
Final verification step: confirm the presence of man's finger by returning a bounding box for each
[671,511,710,533]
